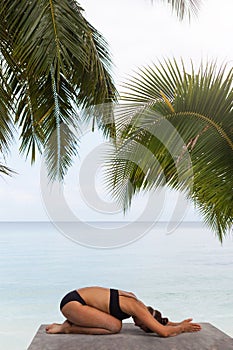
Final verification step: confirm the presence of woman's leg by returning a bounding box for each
[46,320,119,335]
[46,301,122,335]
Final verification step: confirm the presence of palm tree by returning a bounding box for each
[105,59,233,241]
[0,0,117,180]
[0,0,201,179]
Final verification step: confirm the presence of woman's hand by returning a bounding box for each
[180,318,202,333]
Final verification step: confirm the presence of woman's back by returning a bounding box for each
[78,286,110,313]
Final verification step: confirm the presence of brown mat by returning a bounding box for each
[28,322,233,350]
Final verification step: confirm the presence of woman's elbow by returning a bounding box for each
[159,329,169,338]
[155,326,169,338]
[158,325,183,338]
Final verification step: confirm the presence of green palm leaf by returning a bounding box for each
[0,59,14,154]
[0,162,14,177]
[151,0,201,20]
[0,0,117,179]
[105,59,233,241]
[0,0,201,177]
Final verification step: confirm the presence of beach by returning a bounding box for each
[0,221,232,349]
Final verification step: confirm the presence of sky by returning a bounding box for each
[0,0,232,222]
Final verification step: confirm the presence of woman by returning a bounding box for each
[46,286,201,337]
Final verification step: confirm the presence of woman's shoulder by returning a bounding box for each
[119,291,144,316]
[78,286,108,293]
[118,290,138,300]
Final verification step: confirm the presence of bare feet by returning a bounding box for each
[46,320,71,334]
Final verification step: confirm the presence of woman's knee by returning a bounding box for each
[109,320,122,334]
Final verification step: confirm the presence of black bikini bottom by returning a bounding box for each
[60,290,86,311]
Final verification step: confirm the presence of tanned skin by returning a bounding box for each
[46,286,201,337]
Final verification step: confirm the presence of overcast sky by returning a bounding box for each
[0,0,232,222]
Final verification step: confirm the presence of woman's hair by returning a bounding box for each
[143,306,169,333]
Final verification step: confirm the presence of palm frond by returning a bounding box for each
[0,0,117,179]
[151,0,201,20]
[105,59,233,240]
[0,162,15,177]
[0,59,14,154]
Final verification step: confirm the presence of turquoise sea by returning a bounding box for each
[0,221,233,349]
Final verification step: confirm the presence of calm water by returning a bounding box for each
[0,221,232,349]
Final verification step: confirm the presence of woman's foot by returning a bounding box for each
[46,320,71,334]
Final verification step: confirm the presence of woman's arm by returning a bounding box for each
[130,300,201,337]
[165,318,201,337]
[167,321,182,326]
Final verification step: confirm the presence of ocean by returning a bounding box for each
[0,221,232,349]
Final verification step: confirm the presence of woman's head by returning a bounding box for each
[147,306,169,326]
[133,306,169,333]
